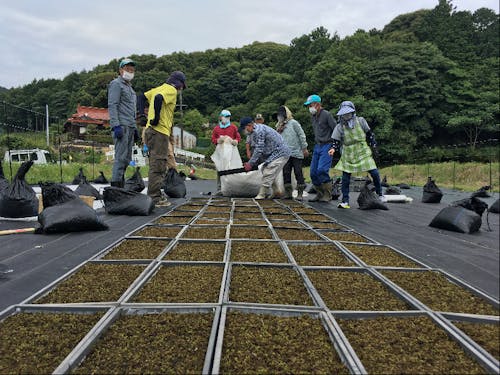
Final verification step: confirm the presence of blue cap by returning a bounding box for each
[304,94,321,106]
[219,109,231,117]
[119,58,136,68]
[336,101,356,116]
[239,116,254,131]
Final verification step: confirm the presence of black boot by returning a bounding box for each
[110,181,124,188]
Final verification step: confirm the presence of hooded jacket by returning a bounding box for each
[276,106,308,159]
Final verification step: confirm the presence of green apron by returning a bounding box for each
[334,118,377,173]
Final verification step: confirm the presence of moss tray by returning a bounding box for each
[454,321,500,361]
[164,241,225,262]
[230,226,273,239]
[133,225,183,238]
[288,244,354,266]
[345,244,421,268]
[102,239,170,260]
[274,228,324,241]
[182,226,227,239]
[230,241,288,263]
[322,231,370,242]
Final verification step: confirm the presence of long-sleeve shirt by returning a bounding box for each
[211,124,241,144]
[311,108,336,144]
[279,119,308,159]
[108,76,136,128]
[144,83,177,136]
[248,124,291,166]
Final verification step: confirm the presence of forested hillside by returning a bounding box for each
[1,0,498,164]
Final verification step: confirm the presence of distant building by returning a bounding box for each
[171,126,197,149]
[64,105,110,138]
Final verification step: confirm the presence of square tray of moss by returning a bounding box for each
[321,230,373,243]
[446,315,500,361]
[182,225,228,239]
[71,307,218,375]
[298,213,332,222]
[99,239,170,260]
[336,313,488,374]
[380,269,499,316]
[205,206,232,213]
[163,210,198,217]
[232,211,264,219]
[266,213,297,220]
[0,307,106,374]
[34,263,146,304]
[194,218,229,225]
[153,215,193,225]
[274,227,324,241]
[342,243,424,268]
[132,224,185,238]
[233,207,262,213]
[293,208,320,215]
[232,218,267,225]
[230,240,289,263]
[214,307,351,374]
[261,208,290,215]
[269,220,306,229]
[287,243,355,267]
[227,265,314,306]
[163,240,226,262]
[306,269,412,311]
[308,221,349,230]
[131,263,224,303]
[200,211,230,219]
[229,225,274,239]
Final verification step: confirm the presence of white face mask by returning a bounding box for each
[122,71,134,81]
[309,106,317,115]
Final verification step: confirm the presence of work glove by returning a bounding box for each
[112,125,123,139]
[134,128,140,142]
[142,144,149,157]
[150,117,159,126]
[244,162,253,172]
[137,115,147,127]
[217,137,224,144]
[230,139,238,146]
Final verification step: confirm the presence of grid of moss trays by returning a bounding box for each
[230,241,288,263]
[345,244,421,268]
[133,225,183,238]
[73,313,213,374]
[36,264,144,303]
[381,270,499,316]
[308,221,348,230]
[164,241,225,262]
[133,265,223,303]
[220,312,350,374]
[323,231,370,242]
[269,220,305,229]
[288,244,354,267]
[229,266,313,306]
[454,321,500,360]
[307,270,410,311]
[337,316,486,374]
[102,239,170,260]
[230,226,273,239]
[182,226,227,239]
[0,312,102,374]
[153,216,192,225]
[274,228,324,241]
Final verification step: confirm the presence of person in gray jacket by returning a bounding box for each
[108,58,139,187]
[275,105,309,200]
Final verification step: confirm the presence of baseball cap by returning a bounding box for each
[304,94,321,106]
[336,101,356,116]
[219,109,231,117]
[119,58,136,68]
[239,116,254,131]
[168,71,187,89]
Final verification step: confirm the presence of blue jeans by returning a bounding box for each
[112,126,135,182]
[310,144,333,186]
[341,169,382,203]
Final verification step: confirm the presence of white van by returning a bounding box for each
[3,149,54,164]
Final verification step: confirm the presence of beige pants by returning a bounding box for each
[261,156,289,189]
[167,137,176,169]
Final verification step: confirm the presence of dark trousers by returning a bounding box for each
[341,169,382,203]
[145,127,169,202]
[283,157,305,185]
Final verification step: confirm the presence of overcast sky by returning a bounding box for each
[0,0,498,89]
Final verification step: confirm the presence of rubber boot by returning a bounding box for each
[283,184,293,199]
[309,185,323,202]
[319,182,332,202]
[296,184,306,201]
[110,180,124,188]
[255,186,268,200]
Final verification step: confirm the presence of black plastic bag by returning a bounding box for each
[357,182,388,210]
[0,160,38,218]
[0,161,9,194]
[385,186,401,195]
[429,206,481,233]
[489,199,499,214]
[93,171,108,184]
[38,196,108,234]
[471,185,491,198]
[72,167,86,185]
[163,168,186,198]
[331,177,341,200]
[451,196,488,217]
[422,177,443,203]
[396,183,411,189]
[39,182,79,208]
[125,167,145,193]
[103,186,154,216]
[75,179,102,200]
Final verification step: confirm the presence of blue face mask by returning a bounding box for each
[219,117,231,128]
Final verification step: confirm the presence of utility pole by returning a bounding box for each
[45,104,50,147]
[176,91,187,149]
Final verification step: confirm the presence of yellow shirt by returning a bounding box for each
[144,83,177,136]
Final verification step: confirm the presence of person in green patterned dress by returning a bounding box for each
[328,101,386,209]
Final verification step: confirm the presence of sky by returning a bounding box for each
[0,0,498,89]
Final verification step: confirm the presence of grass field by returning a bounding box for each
[1,160,498,193]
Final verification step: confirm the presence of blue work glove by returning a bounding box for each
[112,125,123,139]
[134,128,140,142]
[142,144,149,157]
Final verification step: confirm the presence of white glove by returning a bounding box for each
[230,139,238,146]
